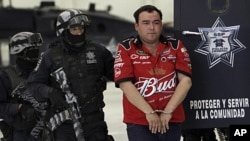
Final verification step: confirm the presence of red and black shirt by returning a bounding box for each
[114,35,192,125]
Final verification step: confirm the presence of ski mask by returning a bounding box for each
[16,47,39,74]
[63,30,86,52]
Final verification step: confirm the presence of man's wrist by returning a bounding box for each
[161,110,172,115]
[145,111,156,115]
[145,110,172,115]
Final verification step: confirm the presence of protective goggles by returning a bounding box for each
[9,33,43,47]
[67,14,90,28]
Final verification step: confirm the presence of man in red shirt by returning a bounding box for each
[114,5,192,141]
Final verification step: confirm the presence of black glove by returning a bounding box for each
[48,89,68,109]
[19,103,35,122]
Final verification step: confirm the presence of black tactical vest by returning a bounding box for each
[2,66,25,94]
[48,42,106,114]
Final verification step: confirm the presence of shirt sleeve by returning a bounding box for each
[27,52,52,101]
[100,45,115,81]
[114,43,134,87]
[175,40,192,77]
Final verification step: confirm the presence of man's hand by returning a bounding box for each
[146,112,162,134]
[146,110,173,134]
[19,103,35,121]
[48,89,68,108]
[160,112,172,133]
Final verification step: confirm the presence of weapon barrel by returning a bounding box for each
[50,67,85,141]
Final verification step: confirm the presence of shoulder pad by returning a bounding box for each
[159,35,178,49]
[2,65,25,90]
[120,36,142,49]
[49,40,61,48]
[120,36,135,49]
[166,36,178,49]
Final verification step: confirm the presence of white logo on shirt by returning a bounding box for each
[135,71,176,97]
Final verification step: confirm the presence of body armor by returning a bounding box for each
[48,41,106,114]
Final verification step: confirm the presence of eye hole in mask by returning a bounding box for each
[18,46,40,62]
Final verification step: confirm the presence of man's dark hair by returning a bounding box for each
[133,5,163,23]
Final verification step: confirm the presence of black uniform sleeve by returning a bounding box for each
[27,51,53,101]
[0,72,19,123]
[99,45,115,81]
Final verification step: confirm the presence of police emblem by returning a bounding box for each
[195,17,246,68]
[86,51,97,64]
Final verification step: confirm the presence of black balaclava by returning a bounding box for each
[16,47,39,75]
[63,30,86,52]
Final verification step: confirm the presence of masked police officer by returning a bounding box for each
[0,32,43,141]
[27,9,114,141]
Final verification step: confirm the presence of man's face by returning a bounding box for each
[135,11,162,44]
[69,25,84,35]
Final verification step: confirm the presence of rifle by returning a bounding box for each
[50,67,85,141]
[11,81,48,139]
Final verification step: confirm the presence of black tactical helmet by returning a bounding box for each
[9,32,43,55]
[56,9,90,37]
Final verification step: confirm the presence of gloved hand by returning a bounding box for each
[48,89,68,109]
[19,103,35,122]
